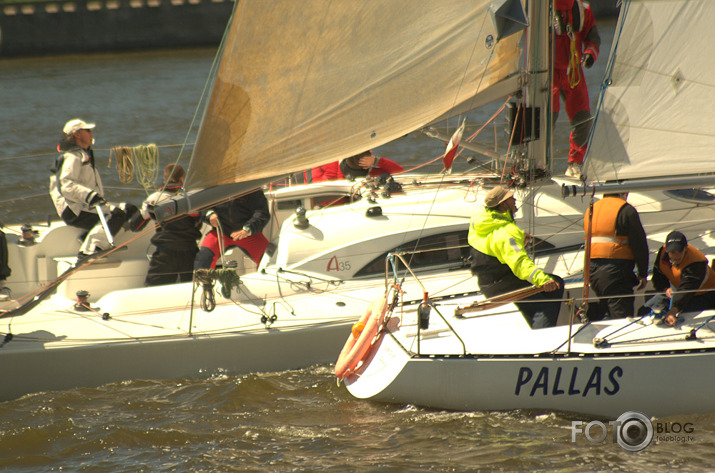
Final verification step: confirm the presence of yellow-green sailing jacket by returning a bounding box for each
[468,207,553,291]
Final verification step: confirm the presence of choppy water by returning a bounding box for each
[1,365,712,472]
[1,20,713,472]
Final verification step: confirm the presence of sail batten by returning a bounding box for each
[185,0,524,191]
[584,0,715,184]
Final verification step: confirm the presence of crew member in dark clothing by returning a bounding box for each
[194,190,271,270]
[0,227,11,300]
[585,192,648,320]
[130,164,202,286]
[641,231,715,326]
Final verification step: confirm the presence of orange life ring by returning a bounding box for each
[334,295,388,379]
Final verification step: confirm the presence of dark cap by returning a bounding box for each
[665,231,687,252]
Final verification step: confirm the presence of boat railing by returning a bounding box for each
[382,251,715,355]
[386,251,468,355]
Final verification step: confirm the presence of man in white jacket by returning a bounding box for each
[49,118,135,260]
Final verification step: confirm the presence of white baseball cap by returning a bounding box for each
[63,119,96,135]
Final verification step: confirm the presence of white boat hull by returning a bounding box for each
[347,334,715,418]
[345,298,715,418]
[1,319,350,402]
[0,274,376,402]
[4,178,715,403]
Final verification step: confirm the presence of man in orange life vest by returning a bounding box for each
[553,0,600,178]
[641,231,715,327]
[585,192,648,321]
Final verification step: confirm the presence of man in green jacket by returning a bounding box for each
[469,185,563,328]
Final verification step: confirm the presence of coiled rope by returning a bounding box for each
[110,144,160,195]
[110,146,134,184]
[194,268,242,312]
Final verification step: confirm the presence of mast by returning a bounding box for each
[525,0,551,173]
[517,0,551,243]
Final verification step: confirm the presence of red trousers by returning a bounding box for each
[553,68,592,164]
[200,229,269,267]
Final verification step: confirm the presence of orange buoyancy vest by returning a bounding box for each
[585,197,634,260]
[658,244,715,295]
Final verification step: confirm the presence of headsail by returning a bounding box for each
[185,0,524,192]
[582,0,715,185]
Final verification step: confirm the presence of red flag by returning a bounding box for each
[442,120,465,172]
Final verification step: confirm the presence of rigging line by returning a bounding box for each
[0,193,47,205]
[75,313,179,331]
[395,177,493,282]
[224,287,271,319]
[600,331,710,347]
[464,97,512,144]
[691,314,715,334]
[0,143,193,164]
[93,305,194,326]
[400,155,444,174]
[73,310,137,339]
[421,274,474,299]
[395,243,469,255]
[180,2,234,186]
[272,272,343,294]
[595,315,656,343]
[582,0,627,174]
[500,104,521,181]
[395,173,450,281]
[0,319,280,343]
[0,152,57,162]
[273,268,343,286]
[274,270,297,316]
[550,322,593,354]
[411,97,513,176]
[442,10,496,137]
[215,216,228,269]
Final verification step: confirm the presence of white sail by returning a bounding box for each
[583,0,715,183]
[186,0,524,190]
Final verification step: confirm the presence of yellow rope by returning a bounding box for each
[109,144,160,194]
[110,146,135,184]
[567,36,582,88]
[134,144,159,195]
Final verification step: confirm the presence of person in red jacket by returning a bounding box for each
[553,0,600,178]
[311,150,403,182]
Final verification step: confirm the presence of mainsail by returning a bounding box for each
[583,0,715,184]
[185,0,525,192]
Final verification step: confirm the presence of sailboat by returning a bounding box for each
[341,0,715,419]
[0,0,547,402]
[1,0,712,407]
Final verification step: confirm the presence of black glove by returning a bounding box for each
[582,53,594,69]
[123,203,139,219]
[89,194,106,206]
